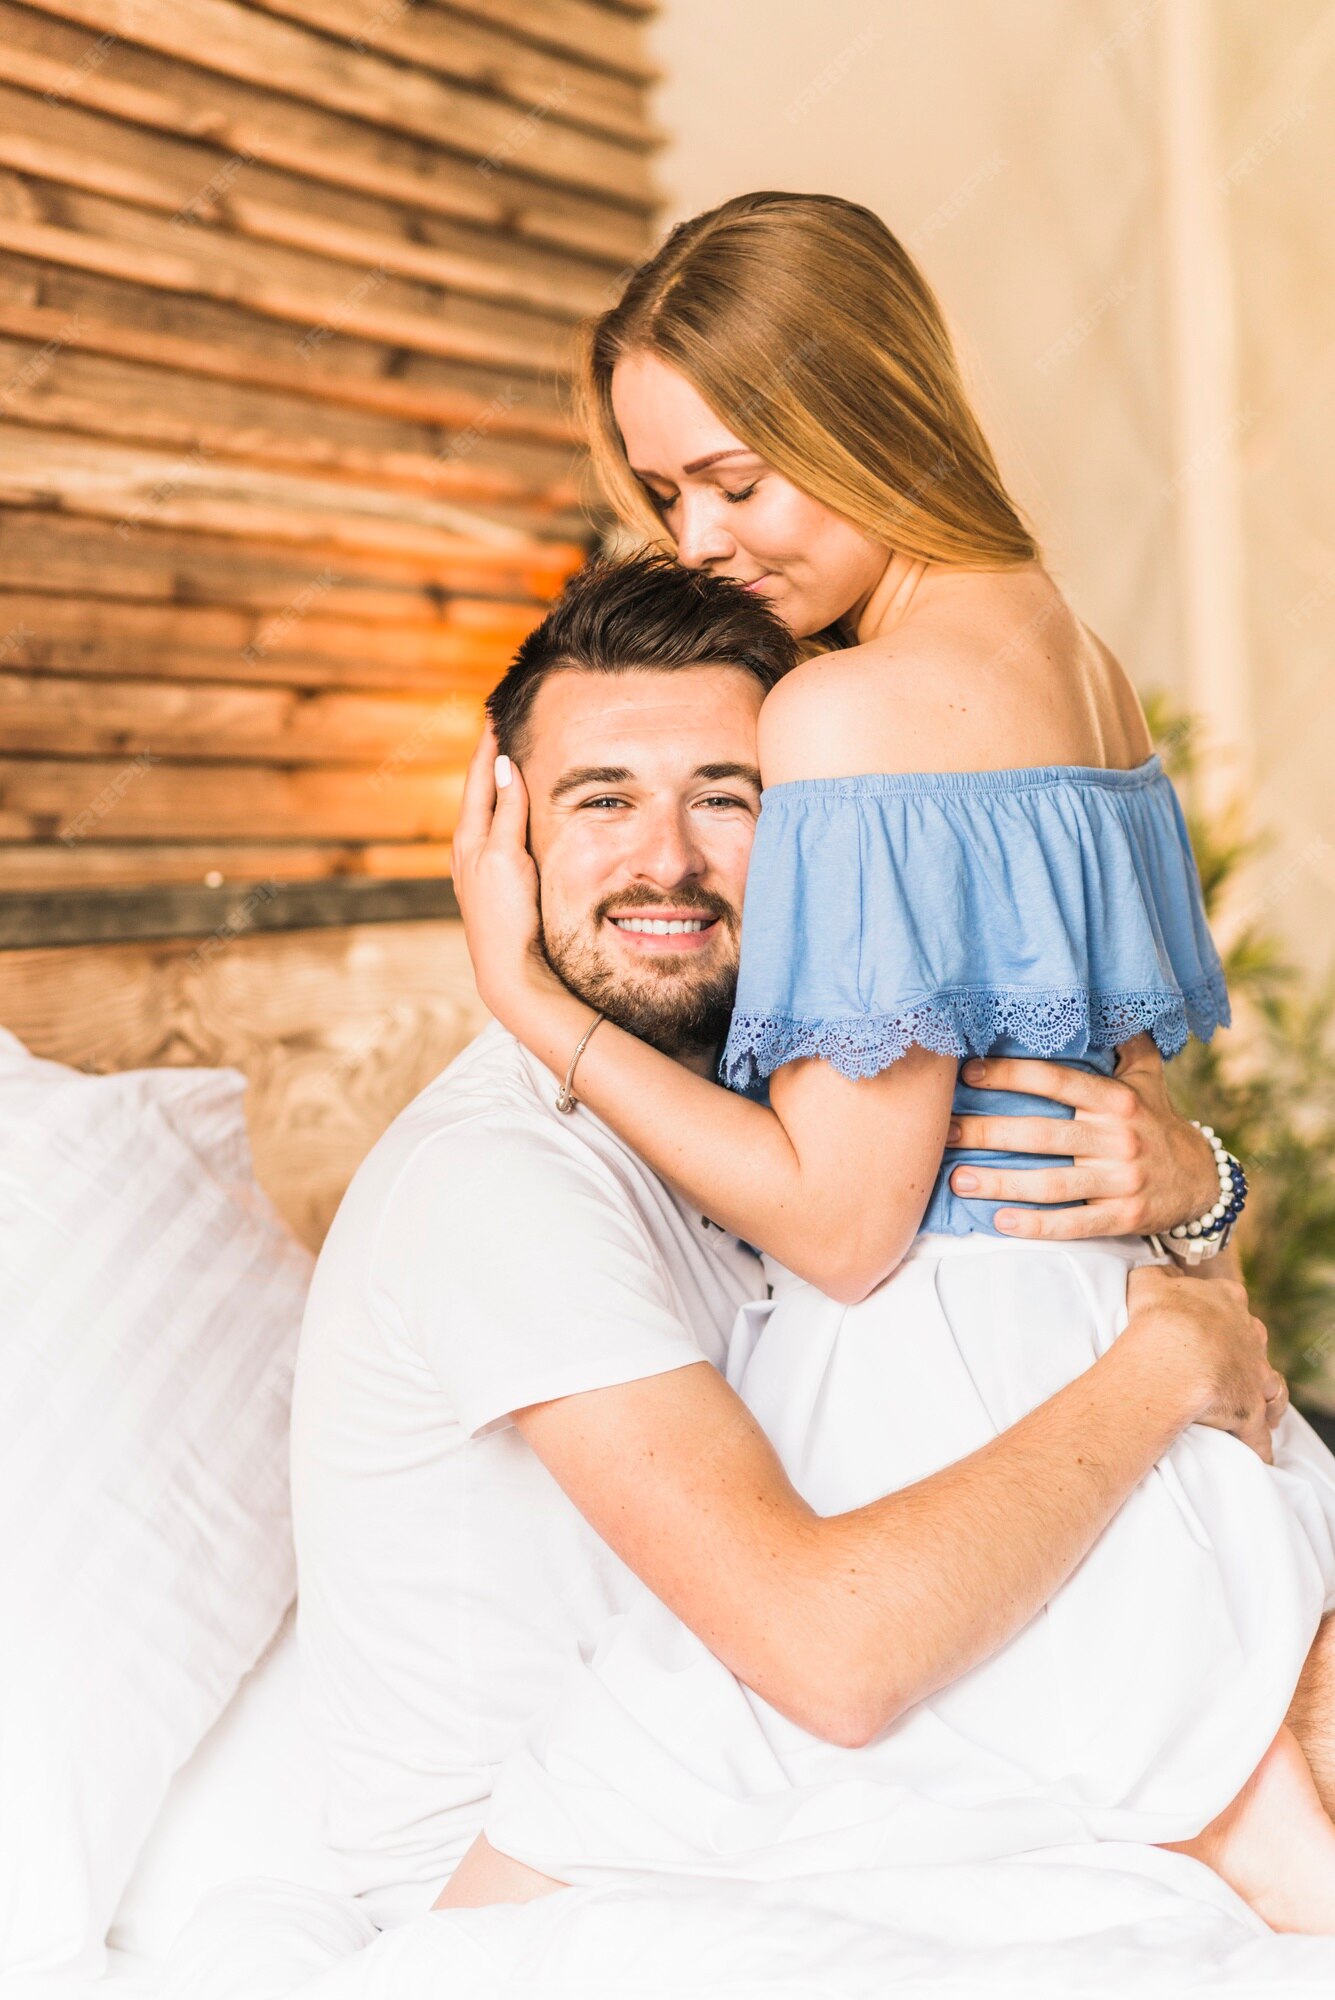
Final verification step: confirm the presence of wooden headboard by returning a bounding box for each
[0,919,488,1249]
[0,4,659,1247]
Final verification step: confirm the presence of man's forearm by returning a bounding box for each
[1192,1240,1244,1283]
[517,1273,1268,1753]
[785,1333,1195,1746]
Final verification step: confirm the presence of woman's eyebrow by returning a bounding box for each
[681,448,755,475]
[629,449,755,480]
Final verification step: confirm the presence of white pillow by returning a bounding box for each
[110,1606,345,1964]
[0,1030,313,1979]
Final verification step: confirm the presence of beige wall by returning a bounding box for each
[1215,0,1335,961]
[648,0,1335,971]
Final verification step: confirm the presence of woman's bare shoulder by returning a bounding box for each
[760,573,1152,784]
[758,619,1051,783]
[757,641,882,783]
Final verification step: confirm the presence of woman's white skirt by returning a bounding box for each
[485,1235,1335,1886]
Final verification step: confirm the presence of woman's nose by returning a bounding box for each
[673,493,734,570]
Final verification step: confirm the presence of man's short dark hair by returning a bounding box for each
[486,552,798,758]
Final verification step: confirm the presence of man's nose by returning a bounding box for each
[673,492,734,570]
[629,803,706,886]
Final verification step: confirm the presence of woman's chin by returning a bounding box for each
[774,590,854,641]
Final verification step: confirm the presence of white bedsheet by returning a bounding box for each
[144,1849,1335,2000]
[93,1950,160,1997]
[2,1945,161,1999]
[34,1602,1335,2000]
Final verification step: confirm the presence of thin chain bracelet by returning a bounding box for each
[554,1012,605,1115]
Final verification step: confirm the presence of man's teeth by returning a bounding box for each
[611,917,710,935]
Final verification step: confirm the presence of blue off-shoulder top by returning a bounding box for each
[719,755,1230,1237]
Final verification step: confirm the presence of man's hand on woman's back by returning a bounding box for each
[945,1032,1220,1237]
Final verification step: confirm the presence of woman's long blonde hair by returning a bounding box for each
[581,190,1038,573]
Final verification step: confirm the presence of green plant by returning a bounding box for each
[1149,699,1335,1393]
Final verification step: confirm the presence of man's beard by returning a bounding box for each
[539,885,740,1060]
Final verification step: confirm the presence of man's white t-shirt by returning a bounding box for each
[290,1022,764,1924]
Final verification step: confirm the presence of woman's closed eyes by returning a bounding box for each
[641,480,759,514]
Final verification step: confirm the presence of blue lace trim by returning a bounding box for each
[721,972,1230,1091]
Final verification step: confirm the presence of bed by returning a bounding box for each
[0,917,483,1996]
[8,924,1335,2000]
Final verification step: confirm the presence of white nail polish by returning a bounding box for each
[494,755,512,788]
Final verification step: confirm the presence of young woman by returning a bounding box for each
[443,193,1335,1929]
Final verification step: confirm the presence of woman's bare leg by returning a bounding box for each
[1165,1724,1335,1932]
[431,1633,1335,1927]
[432,1832,567,1911]
[1287,1613,1335,1819]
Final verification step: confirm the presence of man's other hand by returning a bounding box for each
[945,1033,1219,1239]
[1122,1263,1286,1463]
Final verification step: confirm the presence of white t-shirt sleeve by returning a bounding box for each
[369,1117,710,1439]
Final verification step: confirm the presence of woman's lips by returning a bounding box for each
[742,573,772,592]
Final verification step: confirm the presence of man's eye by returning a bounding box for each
[580,796,628,810]
[698,794,751,810]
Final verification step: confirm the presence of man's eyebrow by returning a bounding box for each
[695,762,762,788]
[549,764,634,801]
[548,762,762,801]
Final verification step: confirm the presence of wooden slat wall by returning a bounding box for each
[0,0,658,912]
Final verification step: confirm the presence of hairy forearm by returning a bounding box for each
[780,1330,1193,1745]
[1194,1240,1244,1283]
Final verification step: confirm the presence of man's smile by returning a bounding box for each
[604,909,722,954]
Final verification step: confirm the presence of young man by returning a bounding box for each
[291,556,1295,1928]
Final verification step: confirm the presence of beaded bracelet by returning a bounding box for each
[1158,1121,1247,1265]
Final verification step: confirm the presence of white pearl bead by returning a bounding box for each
[1171,1225,1188,1238]
[1188,1220,1202,1236]
[1200,1125,1215,1140]
[1211,1203,1226,1220]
